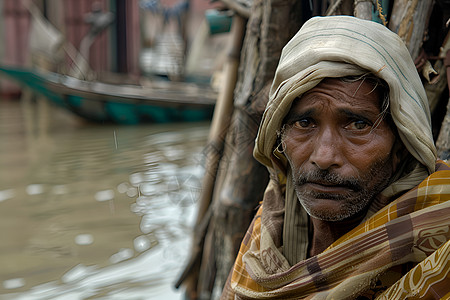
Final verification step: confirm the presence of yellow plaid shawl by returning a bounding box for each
[221,161,450,299]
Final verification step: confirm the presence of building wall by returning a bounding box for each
[0,0,222,97]
[0,0,133,96]
[0,0,30,97]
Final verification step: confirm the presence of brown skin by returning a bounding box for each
[281,78,402,256]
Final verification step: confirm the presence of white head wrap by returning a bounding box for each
[254,16,437,175]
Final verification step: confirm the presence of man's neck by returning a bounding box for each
[308,213,365,257]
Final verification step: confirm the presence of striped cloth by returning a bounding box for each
[221,161,450,299]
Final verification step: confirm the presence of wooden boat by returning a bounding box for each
[0,65,217,124]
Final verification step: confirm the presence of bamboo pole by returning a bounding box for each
[197,14,246,237]
[175,14,247,299]
[326,0,345,15]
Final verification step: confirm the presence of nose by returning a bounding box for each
[309,127,343,170]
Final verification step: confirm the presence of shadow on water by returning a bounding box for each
[0,98,209,299]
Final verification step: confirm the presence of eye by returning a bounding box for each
[293,118,314,128]
[347,120,370,130]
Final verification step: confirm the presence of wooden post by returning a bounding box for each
[437,48,450,160]
[326,0,353,16]
[389,0,434,60]
[176,14,247,299]
[196,14,247,238]
[193,0,306,298]
[436,98,450,160]
[190,1,450,299]
[354,0,372,20]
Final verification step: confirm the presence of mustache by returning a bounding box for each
[294,169,363,192]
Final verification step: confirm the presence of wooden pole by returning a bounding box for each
[389,0,434,60]
[354,0,372,20]
[197,14,246,236]
[437,48,450,161]
[195,0,306,297]
[326,0,353,16]
[436,97,450,160]
[175,14,247,299]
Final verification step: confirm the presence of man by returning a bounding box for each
[221,16,450,299]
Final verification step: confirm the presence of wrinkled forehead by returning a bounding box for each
[303,77,384,101]
[283,77,387,123]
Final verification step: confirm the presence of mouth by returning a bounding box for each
[302,182,355,194]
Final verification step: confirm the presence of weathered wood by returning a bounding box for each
[196,15,247,225]
[220,0,251,18]
[389,0,434,60]
[437,46,450,160]
[189,1,450,299]
[194,0,306,299]
[424,31,450,139]
[207,87,271,299]
[177,15,247,299]
[436,98,450,160]
[326,0,353,16]
[354,0,372,20]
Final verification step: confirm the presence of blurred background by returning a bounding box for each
[0,0,230,298]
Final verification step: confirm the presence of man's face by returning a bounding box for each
[281,77,399,221]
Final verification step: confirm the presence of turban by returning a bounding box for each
[253,16,437,178]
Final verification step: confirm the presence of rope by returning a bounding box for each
[376,0,388,26]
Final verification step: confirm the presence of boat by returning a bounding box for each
[0,65,217,124]
[0,2,226,124]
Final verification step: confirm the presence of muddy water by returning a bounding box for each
[0,99,208,299]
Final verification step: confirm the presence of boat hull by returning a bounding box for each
[0,66,216,124]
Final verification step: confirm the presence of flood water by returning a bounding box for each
[0,97,209,299]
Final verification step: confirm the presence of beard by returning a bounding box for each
[292,158,395,221]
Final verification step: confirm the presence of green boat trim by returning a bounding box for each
[0,65,217,125]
